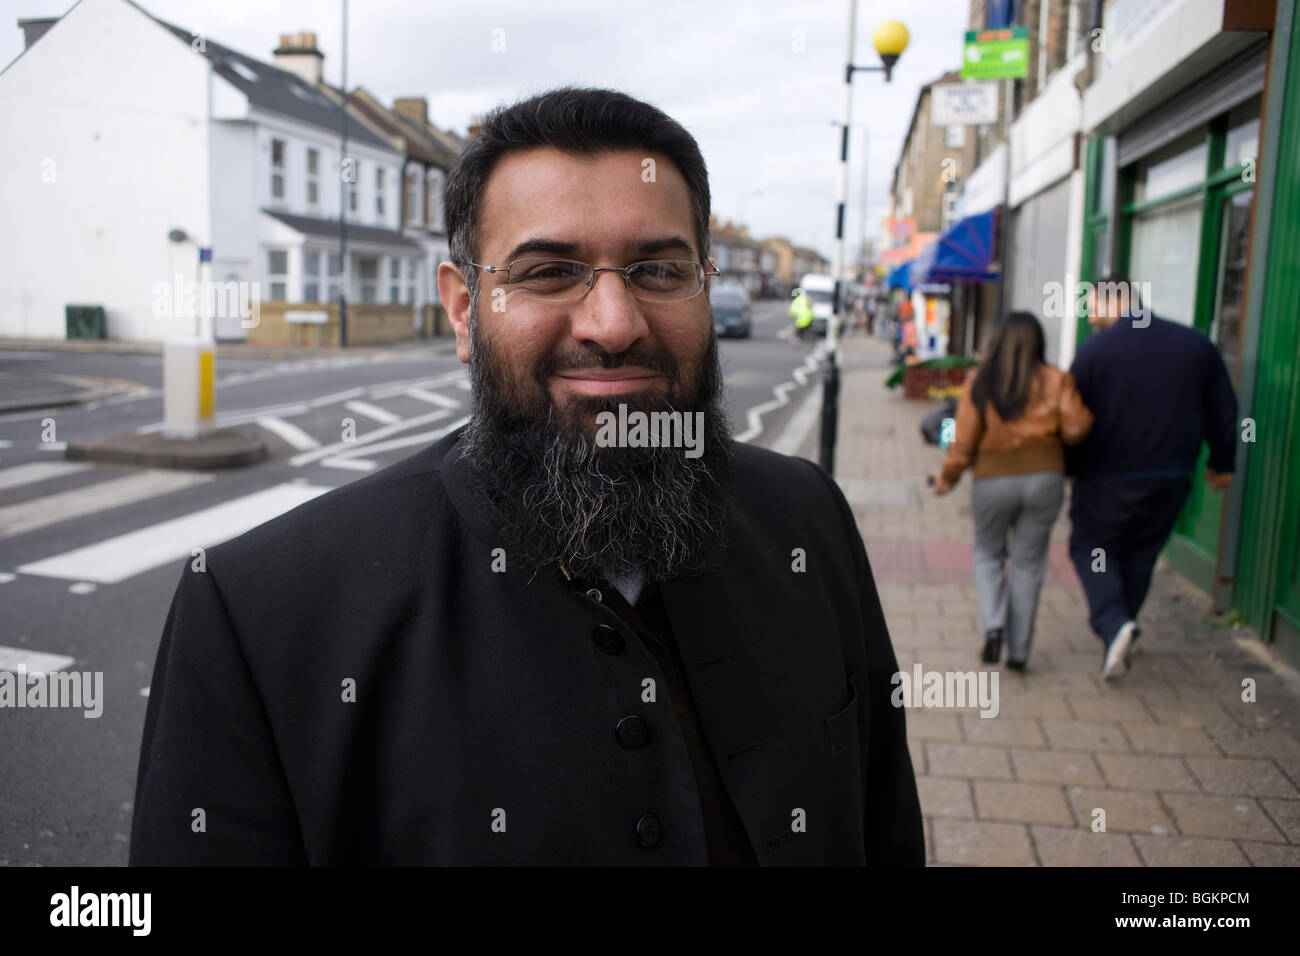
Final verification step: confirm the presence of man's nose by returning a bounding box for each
[567,269,649,355]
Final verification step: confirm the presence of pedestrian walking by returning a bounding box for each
[1066,275,1238,681]
[930,312,1093,669]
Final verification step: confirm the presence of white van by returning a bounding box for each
[797,273,835,336]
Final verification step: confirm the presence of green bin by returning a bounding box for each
[65,304,106,339]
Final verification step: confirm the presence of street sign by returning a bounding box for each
[930,81,1000,125]
[960,25,1029,80]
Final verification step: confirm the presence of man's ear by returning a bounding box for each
[438,260,473,364]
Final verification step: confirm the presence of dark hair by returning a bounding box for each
[970,311,1046,422]
[1096,273,1142,312]
[444,86,712,303]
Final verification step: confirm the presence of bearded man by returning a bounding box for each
[130,87,923,866]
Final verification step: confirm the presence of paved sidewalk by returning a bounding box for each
[835,333,1300,866]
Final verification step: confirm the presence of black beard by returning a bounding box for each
[456,317,734,582]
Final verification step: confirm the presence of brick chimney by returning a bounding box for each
[273,31,324,85]
[393,97,429,126]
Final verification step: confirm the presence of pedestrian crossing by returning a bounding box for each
[16,481,333,584]
[0,363,469,684]
[0,376,471,595]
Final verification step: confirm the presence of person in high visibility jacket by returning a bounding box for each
[789,289,815,342]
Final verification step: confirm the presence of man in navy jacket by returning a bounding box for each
[1067,277,1238,680]
[129,87,924,866]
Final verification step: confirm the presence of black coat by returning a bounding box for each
[130,427,924,866]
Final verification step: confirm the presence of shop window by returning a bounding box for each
[1224,98,1261,170]
[1129,194,1202,326]
[1134,126,1208,203]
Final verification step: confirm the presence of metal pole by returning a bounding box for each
[338,0,349,348]
[857,127,869,278]
[820,0,858,475]
[994,76,1014,320]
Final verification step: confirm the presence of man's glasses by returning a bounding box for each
[464,257,721,303]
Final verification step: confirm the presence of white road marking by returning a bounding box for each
[307,387,367,407]
[68,582,97,595]
[0,572,15,584]
[367,369,467,400]
[770,381,823,457]
[0,469,213,540]
[38,442,67,451]
[140,687,150,697]
[16,482,333,584]
[255,416,321,451]
[0,646,76,673]
[289,408,452,467]
[735,344,828,444]
[324,418,470,461]
[404,388,461,409]
[0,461,94,491]
[0,440,12,448]
[321,457,378,472]
[343,400,402,425]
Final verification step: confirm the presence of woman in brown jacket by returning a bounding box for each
[930,312,1093,669]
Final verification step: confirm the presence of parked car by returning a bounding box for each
[797,272,835,336]
[710,285,752,338]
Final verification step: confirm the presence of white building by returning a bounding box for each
[0,0,421,342]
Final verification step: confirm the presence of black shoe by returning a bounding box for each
[1006,658,1026,671]
[981,629,1003,664]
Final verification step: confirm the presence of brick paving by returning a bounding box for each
[832,333,1300,866]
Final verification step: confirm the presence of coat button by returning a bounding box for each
[616,715,648,748]
[636,812,661,847]
[592,624,624,654]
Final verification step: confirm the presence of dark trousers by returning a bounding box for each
[1068,477,1191,644]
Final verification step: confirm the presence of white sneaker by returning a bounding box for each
[1102,621,1136,681]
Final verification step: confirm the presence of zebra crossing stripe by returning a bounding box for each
[0,461,94,492]
[0,646,76,673]
[0,469,213,540]
[16,482,332,584]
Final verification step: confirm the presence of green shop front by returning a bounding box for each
[1077,16,1300,667]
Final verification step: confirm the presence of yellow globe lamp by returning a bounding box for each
[872,21,909,81]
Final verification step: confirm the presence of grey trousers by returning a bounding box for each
[971,470,1065,662]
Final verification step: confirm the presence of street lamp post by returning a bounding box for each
[820,7,908,475]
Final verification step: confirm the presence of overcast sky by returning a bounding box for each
[1,0,969,261]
